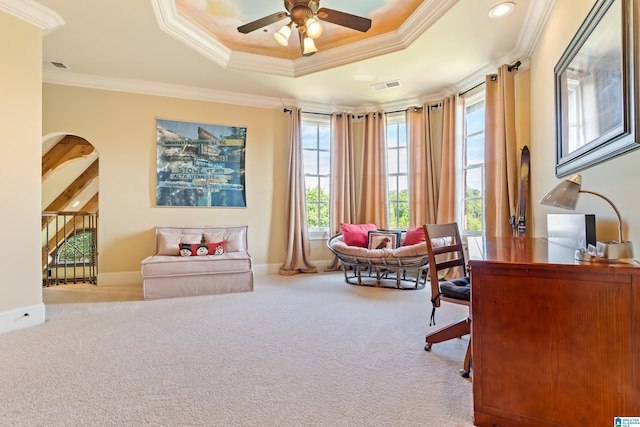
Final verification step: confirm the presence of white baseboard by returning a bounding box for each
[0,303,45,335]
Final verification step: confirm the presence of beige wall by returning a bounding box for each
[531,0,640,248]
[43,85,293,281]
[0,11,45,328]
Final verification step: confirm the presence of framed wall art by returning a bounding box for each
[554,0,639,177]
[156,119,247,207]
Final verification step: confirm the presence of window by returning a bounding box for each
[301,115,331,237]
[386,113,409,229]
[461,92,485,234]
[55,230,96,265]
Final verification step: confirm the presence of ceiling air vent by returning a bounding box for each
[371,80,401,91]
[43,60,70,70]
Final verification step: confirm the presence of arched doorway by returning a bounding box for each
[41,133,99,288]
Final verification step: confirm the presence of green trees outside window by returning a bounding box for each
[305,187,330,228]
[465,187,483,231]
[56,231,95,264]
[389,189,409,229]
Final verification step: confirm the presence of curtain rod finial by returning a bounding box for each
[508,60,521,71]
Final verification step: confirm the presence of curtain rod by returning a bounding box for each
[283,103,442,118]
[459,60,521,97]
[385,103,442,115]
[459,81,485,97]
[282,109,333,116]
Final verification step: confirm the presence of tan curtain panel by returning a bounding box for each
[407,106,438,227]
[327,112,356,271]
[279,107,317,275]
[437,94,461,224]
[357,112,389,229]
[484,65,519,237]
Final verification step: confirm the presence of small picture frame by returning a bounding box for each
[367,230,401,250]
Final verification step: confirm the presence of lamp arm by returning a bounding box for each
[579,189,623,242]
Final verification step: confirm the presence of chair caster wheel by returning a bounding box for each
[424,343,432,351]
[460,369,470,378]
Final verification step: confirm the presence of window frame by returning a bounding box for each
[301,113,331,240]
[53,229,96,266]
[385,112,409,230]
[459,91,486,236]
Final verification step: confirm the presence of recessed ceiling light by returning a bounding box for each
[488,2,516,18]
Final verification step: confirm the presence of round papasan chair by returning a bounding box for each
[327,227,430,290]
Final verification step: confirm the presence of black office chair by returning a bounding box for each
[423,222,471,377]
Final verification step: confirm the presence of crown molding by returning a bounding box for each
[42,67,444,113]
[399,0,458,44]
[42,69,284,110]
[516,0,556,58]
[0,0,64,33]
[151,0,232,66]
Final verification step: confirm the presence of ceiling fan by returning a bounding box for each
[237,0,372,56]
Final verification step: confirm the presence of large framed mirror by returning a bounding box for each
[554,0,638,177]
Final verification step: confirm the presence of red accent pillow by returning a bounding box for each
[340,223,377,247]
[206,241,227,255]
[180,242,227,256]
[402,226,426,246]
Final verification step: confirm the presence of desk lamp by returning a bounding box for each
[539,174,634,260]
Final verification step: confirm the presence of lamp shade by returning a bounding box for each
[274,24,292,46]
[538,174,582,210]
[303,37,318,54]
[305,18,323,39]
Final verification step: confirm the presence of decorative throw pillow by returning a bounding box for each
[195,244,210,256]
[206,241,227,255]
[367,230,401,250]
[204,229,244,252]
[179,242,227,256]
[402,226,426,246]
[158,230,183,255]
[179,243,196,257]
[340,223,377,247]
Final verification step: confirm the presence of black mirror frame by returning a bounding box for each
[554,0,639,177]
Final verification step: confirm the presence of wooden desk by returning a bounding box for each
[468,237,640,427]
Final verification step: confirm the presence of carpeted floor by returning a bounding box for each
[2,272,474,426]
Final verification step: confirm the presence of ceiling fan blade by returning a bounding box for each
[237,12,288,34]
[316,8,372,32]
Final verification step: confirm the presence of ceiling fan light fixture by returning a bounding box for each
[305,18,323,39]
[303,37,318,54]
[236,0,372,57]
[274,23,292,46]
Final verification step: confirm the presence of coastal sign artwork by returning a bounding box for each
[156,119,246,207]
